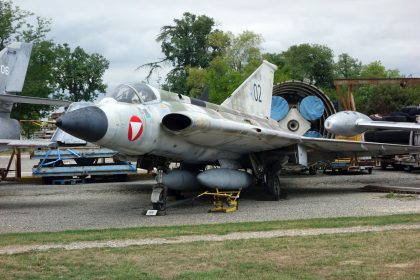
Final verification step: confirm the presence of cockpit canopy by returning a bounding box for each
[109,83,159,104]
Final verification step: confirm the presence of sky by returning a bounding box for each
[12,0,420,92]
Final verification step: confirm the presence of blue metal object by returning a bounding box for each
[33,163,136,177]
[32,148,117,160]
[270,96,289,121]
[299,96,325,121]
[32,148,137,178]
[303,130,323,138]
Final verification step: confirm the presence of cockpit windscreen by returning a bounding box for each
[109,83,158,104]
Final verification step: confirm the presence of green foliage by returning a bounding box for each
[203,56,243,104]
[360,60,400,78]
[0,0,32,49]
[11,41,57,137]
[281,43,335,88]
[152,12,419,114]
[1,0,109,137]
[1,0,55,137]
[187,31,263,103]
[356,84,420,115]
[154,12,225,94]
[263,52,291,84]
[334,53,362,78]
[349,61,409,114]
[157,12,217,69]
[53,44,109,102]
[224,30,262,71]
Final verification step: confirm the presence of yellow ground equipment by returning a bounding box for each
[197,188,241,213]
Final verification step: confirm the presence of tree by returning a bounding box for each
[281,43,335,88]
[360,60,400,78]
[142,12,227,94]
[263,52,290,84]
[0,0,32,49]
[53,44,109,102]
[2,0,109,136]
[1,0,56,137]
[351,61,405,114]
[187,31,263,103]
[224,30,262,71]
[334,53,362,78]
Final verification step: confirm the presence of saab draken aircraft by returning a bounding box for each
[57,60,420,210]
[0,42,70,150]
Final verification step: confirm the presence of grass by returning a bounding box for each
[0,213,419,247]
[0,229,419,279]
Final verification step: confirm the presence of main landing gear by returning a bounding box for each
[266,172,286,201]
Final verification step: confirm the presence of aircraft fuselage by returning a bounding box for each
[87,86,283,163]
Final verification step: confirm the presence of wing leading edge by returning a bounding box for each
[162,111,420,157]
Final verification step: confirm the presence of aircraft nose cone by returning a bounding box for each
[56,106,108,142]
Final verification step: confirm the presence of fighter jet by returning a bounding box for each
[0,42,71,149]
[57,60,420,210]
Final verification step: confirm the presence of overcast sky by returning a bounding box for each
[13,0,420,92]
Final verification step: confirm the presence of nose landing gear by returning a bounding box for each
[151,170,167,213]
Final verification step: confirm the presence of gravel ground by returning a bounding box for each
[0,154,419,233]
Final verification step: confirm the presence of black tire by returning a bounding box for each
[392,164,404,171]
[404,165,413,173]
[267,173,285,201]
[309,166,317,175]
[42,176,54,184]
[368,168,373,174]
[381,163,387,170]
[113,174,128,182]
[152,203,165,211]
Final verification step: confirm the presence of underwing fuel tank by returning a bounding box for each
[324,111,371,137]
[162,170,204,191]
[197,169,254,190]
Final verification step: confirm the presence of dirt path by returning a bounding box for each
[1,224,419,255]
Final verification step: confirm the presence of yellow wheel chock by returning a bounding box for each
[197,188,241,213]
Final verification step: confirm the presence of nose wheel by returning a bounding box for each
[151,185,167,211]
[150,170,167,212]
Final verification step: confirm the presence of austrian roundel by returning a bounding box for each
[128,116,144,141]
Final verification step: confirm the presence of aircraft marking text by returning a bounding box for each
[0,65,9,75]
[253,83,262,103]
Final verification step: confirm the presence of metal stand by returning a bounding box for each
[197,188,241,213]
[0,148,21,181]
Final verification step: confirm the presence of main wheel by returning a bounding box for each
[308,166,317,175]
[267,173,285,201]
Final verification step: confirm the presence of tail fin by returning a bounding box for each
[0,42,33,94]
[221,60,277,118]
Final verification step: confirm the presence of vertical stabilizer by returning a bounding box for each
[221,60,277,118]
[0,42,33,94]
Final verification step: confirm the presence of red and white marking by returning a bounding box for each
[128,116,144,141]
